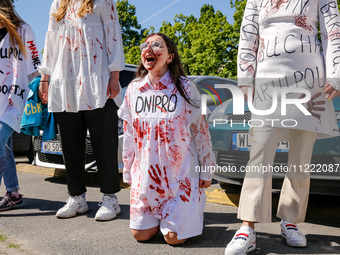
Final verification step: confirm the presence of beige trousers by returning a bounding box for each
[237,126,317,223]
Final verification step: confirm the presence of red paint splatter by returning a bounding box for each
[154,82,167,90]
[93,54,97,64]
[133,119,150,149]
[179,178,191,197]
[139,83,152,92]
[149,185,165,195]
[294,14,313,32]
[155,121,170,143]
[96,38,103,49]
[78,28,86,45]
[148,164,169,195]
[66,37,71,45]
[180,195,189,202]
[163,166,169,189]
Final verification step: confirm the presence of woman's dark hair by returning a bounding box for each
[136,33,195,106]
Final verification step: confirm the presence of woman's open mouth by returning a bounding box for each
[146,55,155,63]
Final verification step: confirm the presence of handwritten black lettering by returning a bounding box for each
[0,84,25,99]
[135,94,178,114]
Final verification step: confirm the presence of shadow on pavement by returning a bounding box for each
[252,231,340,254]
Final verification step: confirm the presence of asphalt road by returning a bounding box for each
[0,165,339,255]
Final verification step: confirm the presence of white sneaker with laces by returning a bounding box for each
[56,195,89,218]
[280,220,307,247]
[94,195,121,221]
[225,226,256,255]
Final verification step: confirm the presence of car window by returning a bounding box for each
[196,79,233,103]
[119,70,136,88]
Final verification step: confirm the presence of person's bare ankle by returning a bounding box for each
[242,221,255,230]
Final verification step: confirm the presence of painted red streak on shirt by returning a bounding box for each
[155,122,170,143]
[140,83,152,92]
[294,14,313,32]
[163,213,169,219]
[108,48,112,54]
[78,29,86,45]
[133,119,150,149]
[96,38,103,49]
[179,178,191,197]
[240,60,255,76]
[153,104,167,113]
[329,29,340,41]
[169,145,182,164]
[162,166,170,189]
[149,185,165,195]
[8,99,13,106]
[154,82,167,90]
[66,37,71,45]
[180,195,189,202]
[93,54,97,64]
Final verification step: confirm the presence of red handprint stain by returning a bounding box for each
[133,119,151,149]
[179,178,191,202]
[148,164,170,196]
[155,121,171,143]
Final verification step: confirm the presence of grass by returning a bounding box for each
[7,243,22,249]
[0,234,7,242]
[0,231,22,249]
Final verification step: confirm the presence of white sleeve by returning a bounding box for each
[237,0,260,87]
[100,0,125,72]
[22,24,40,75]
[189,81,216,181]
[38,0,59,76]
[118,86,134,184]
[319,0,340,89]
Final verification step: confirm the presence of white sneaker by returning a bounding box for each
[94,195,121,221]
[280,220,307,247]
[225,226,256,255]
[56,195,89,218]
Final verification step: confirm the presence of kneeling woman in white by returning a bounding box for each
[118,33,216,245]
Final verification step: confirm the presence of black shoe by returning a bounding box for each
[0,192,24,212]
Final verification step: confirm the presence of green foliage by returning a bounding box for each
[116,0,145,65]
[0,234,7,242]
[159,5,236,78]
[7,243,22,249]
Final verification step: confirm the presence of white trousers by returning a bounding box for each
[237,126,317,223]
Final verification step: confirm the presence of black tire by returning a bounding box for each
[218,181,242,194]
[26,141,34,163]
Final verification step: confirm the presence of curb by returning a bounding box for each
[16,164,237,207]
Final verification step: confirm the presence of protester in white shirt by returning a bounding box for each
[38,0,125,221]
[118,33,216,245]
[0,0,40,212]
[225,0,340,254]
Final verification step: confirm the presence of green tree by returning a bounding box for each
[116,0,145,65]
[159,5,236,78]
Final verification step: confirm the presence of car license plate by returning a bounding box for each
[231,133,289,152]
[41,141,63,155]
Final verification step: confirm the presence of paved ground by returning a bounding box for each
[0,165,339,255]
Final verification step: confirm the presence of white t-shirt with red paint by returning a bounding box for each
[0,23,40,133]
[38,0,125,112]
[238,0,340,138]
[118,71,216,239]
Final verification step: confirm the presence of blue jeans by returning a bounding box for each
[0,121,19,192]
